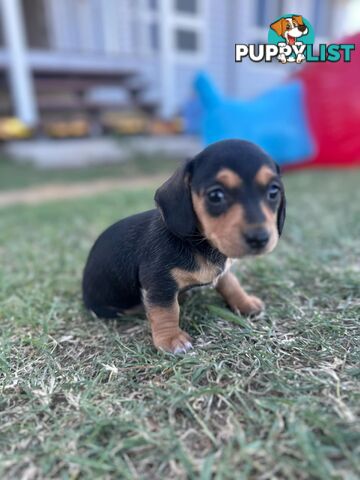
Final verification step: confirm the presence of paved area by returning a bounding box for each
[3,136,202,168]
[0,174,167,208]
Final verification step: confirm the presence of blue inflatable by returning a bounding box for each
[194,72,315,165]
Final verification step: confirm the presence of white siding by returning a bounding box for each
[204,0,230,95]
[1,0,349,120]
[173,63,201,112]
[230,0,297,98]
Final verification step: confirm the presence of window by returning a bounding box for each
[149,21,159,50]
[130,18,140,54]
[0,9,3,46]
[255,0,284,28]
[175,0,198,14]
[175,29,198,51]
[255,0,266,27]
[21,0,50,48]
[313,0,334,37]
[148,0,158,10]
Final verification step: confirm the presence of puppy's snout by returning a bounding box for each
[244,228,269,250]
[298,24,307,32]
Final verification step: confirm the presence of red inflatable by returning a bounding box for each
[290,33,360,169]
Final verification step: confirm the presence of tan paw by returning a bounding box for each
[231,295,264,316]
[154,329,193,354]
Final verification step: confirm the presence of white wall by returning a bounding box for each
[343,0,360,35]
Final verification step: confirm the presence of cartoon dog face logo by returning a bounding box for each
[271,16,308,45]
[270,15,309,63]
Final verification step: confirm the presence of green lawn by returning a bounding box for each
[0,170,359,479]
[0,154,174,191]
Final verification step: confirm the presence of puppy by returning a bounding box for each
[82,140,286,353]
[271,15,308,63]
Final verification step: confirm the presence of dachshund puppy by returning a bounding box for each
[82,140,286,353]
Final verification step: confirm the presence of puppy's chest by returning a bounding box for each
[171,257,233,290]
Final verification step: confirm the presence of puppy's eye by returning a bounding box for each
[207,187,225,204]
[267,184,280,200]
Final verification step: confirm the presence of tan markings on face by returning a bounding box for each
[192,192,247,258]
[254,165,276,187]
[215,168,242,189]
[260,201,279,253]
[171,255,221,289]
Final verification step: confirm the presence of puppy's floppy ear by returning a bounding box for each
[274,163,286,236]
[292,15,304,26]
[154,159,197,238]
[270,18,286,37]
[277,187,286,236]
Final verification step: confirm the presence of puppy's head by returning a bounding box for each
[155,139,286,258]
[270,15,308,45]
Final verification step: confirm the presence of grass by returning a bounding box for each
[0,169,359,479]
[0,153,175,191]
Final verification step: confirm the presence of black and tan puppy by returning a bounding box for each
[82,140,286,353]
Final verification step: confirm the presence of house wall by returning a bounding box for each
[203,0,230,95]
[168,0,348,110]
[168,0,290,109]
[0,0,352,123]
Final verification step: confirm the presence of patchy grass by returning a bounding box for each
[0,153,175,191]
[0,170,359,479]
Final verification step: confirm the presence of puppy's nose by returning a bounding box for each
[298,24,307,32]
[244,229,269,250]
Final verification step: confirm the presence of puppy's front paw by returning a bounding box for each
[230,295,264,316]
[154,329,193,354]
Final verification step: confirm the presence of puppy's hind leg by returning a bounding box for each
[216,271,264,316]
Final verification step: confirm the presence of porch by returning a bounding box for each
[0,0,160,127]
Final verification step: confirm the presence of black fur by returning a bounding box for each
[277,189,286,236]
[82,209,225,316]
[275,162,286,235]
[82,139,286,319]
[154,159,197,238]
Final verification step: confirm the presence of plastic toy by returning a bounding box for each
[194,73,314,166]
[293,33,360,169]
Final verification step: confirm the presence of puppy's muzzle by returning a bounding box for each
[244,228,269,251]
